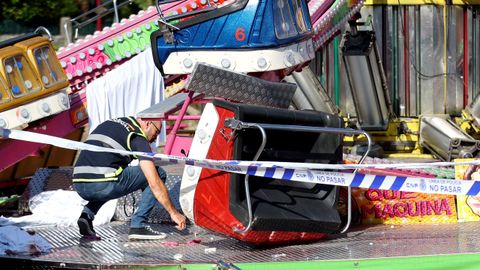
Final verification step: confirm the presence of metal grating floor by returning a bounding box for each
[3,169,480,268]
[2,221,480,268]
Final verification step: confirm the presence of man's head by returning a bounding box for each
[139,118,162,143]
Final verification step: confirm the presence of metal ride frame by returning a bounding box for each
[138,60,373,236]
[64,0,134,43]
[141,2,370,233]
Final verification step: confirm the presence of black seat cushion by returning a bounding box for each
[213,99,344,233]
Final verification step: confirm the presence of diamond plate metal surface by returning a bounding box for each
[27,167,73,198]
[187,63,296,108]
[3,221,480,268]
[25,167,73,198]
[20,168,74,212]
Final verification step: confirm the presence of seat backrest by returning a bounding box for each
[213,99,344,233]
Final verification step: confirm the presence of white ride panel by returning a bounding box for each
[179,103,219,221]
[163,39,315,74]
[0,89,70,129]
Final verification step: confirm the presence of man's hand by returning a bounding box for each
[170,211,187,230]
[140,160,187,230]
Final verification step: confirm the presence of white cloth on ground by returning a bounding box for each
[0,190,115,228]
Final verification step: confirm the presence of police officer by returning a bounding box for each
[73,116,186,240]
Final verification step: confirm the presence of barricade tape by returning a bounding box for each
[2,128,480,197]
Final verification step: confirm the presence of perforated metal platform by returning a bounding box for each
[2,220,480,268]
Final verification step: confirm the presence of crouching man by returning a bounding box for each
[73,116,186,240]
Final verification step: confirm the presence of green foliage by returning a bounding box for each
[0,0,152,34]
[133,0,155,10]
[118,0,155,19]
[1,0,80,25]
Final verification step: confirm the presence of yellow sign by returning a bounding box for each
[455,159,480,222]
[352,187,457,224]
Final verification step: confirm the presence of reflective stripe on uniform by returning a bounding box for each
[126,117,147,158]
[72,177,119,183]
[73,166,118,175]
[128,117,147,138]
[87,134,127,151]
[127,132,148,159]
[104,167,123,178]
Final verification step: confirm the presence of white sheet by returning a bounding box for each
[0,190,116,228]
[85,47,166,142]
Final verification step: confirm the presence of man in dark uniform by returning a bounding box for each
[73,116,186,240]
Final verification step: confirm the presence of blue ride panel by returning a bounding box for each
[151,0,313,74]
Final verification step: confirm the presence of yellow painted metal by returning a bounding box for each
[0,46,42,111]
[15,36,69,91]
[456,111,480,140]
[0,36,69,113]
[364,0,480,5]
[443,4,448,114]
[0,75,9,106]
[384,152,435,159]
[344,118,423,154]
[346,113,480,158]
